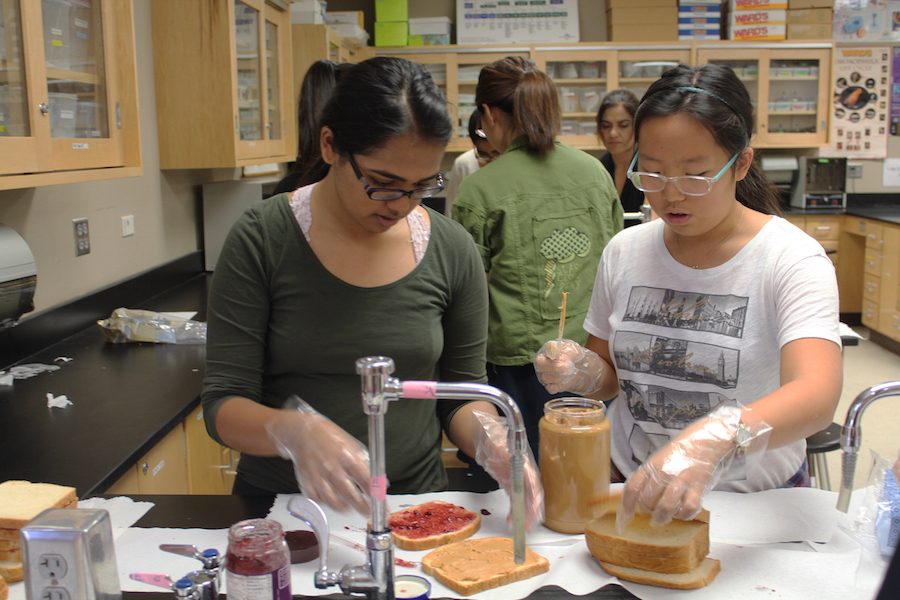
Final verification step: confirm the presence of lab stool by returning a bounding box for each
[806,422,842,490]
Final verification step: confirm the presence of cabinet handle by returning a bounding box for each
[38,102,49,115]
[859,222,866,232]
[141,462,149,475]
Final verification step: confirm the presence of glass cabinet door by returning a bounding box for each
[616,49,690,101]
[537,51,612,146]
[696,50,760,139]
[1,0,29,138]
[234,0,262,141]
[765,58,821,136]
[265,18,280,141]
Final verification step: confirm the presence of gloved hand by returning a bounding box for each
[266,395,371,514]
[471,409,543,530]
[534,338,605,396]
[618,403,771,531]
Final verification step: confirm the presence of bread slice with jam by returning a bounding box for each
[389,500,480,551]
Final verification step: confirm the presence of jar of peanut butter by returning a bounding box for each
[540,397,610,534]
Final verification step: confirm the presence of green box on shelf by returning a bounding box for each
[375,0,408,22]
[375,21,408,47]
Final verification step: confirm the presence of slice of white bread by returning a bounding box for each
[421,536,549,596]
[389,500,481,551]
[0,480,77,529]
[585,492,711,575]
[0,548,19,563]
[599,557,721,590]
[0,561,22,584]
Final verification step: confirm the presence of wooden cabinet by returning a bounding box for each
[0,0,141,190]
[106,406,239,495]
[696,44,831,148]
[151,0,295,169]
[106,423,189,495]
[184,405,237,495]
[291,24,360,98]
[839,216,900,342]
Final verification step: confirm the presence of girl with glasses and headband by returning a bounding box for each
[203,57,542,527]
[452,56,623,463]
[536,64,842,528]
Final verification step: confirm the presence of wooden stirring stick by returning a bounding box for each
[558,291,568,339]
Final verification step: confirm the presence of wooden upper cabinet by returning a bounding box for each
[0,0,141,190]
[696,43,831,148]
[151,0,295,169]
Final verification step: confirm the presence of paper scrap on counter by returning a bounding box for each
[53,356,73,363]
[46,392,72,408]
[78,496,155,536]
[9,363,60,379]
[0,372,12,386]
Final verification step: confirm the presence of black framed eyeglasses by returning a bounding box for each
[347,153,444,202]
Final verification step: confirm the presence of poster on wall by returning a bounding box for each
[456,0,579,44]
[892,47,900,136]
[827,46,890,158]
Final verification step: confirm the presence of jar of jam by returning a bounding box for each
[539,397,610,534]
[225,518,291,600]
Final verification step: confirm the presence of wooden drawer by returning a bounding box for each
[805,218,840,242]
[865,222,884,250]
[863,274,881,302]
[888,311,900,343]
[819,240,839,253]
[864,249,883,275]
[844,216,869,237]
[862,299,879,329]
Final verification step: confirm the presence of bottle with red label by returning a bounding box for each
[226,518,291,599]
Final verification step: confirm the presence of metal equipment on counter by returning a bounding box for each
[289,355,529,600]
[0,223,36,329]
[837,380,900,512]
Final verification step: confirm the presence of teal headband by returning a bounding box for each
[675,86,739,118]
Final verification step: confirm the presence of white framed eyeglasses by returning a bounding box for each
[627,150,740,196]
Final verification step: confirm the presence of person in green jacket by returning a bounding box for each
[202,57,541,525]
[453,56,623,460]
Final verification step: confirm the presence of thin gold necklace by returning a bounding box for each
[670,208,744,269]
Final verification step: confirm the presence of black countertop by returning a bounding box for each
[783,198,900,226]
[0,275,210,497]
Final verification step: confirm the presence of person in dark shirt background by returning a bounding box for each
[597,89,644,225]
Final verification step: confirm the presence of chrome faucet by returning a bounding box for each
[289,356,529,600]
[836,380,900,512]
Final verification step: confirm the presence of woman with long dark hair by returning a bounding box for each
[204,57,540,524]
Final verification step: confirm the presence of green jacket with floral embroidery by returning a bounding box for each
[452,137,623,365]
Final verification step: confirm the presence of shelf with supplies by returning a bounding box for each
[0,0,141,191]
[367,41,832,152]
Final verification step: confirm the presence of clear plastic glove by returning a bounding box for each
[534,338,605,396]
[471,409,543,530]
[618,402,772,531]
[266,395,371,514]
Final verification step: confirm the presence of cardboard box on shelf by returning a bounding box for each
[679,30,723,38]
[680,7,723,17]
[787,22,833,37]
[376,0,408,23]
[731,9,788,24]
[409,17,452,36]
[608,21,679,40]
[680,19,722,28]
[408,33,451,46]
[730,22,787,37]
[375,21,408,47]
[325,11,365,28]
[787,7,833,22]
[731,0,788,9]
[608,6,678,23]
[788,0,833,8]
[608,0,676,8]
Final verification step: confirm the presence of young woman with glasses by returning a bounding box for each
[203,57,541,525]
[452,56,623,462]
[535,64,842,528]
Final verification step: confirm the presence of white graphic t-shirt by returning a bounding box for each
[584,216,841,492]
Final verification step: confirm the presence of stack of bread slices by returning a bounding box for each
[585,493,720,590]
[0,480,78,585]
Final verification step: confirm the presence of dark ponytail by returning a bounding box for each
[634,64,782,216]
[298,57,453,187]
[476,56,560,156]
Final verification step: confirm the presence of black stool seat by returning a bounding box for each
[806,422,842,490]
[806,422,842,454]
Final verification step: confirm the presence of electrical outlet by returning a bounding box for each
[72,218,90,256]
[38,554,68,579]
[848,164,863,179]
[121,214,135,237]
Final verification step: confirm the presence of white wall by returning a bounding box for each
[0,0,208,315]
